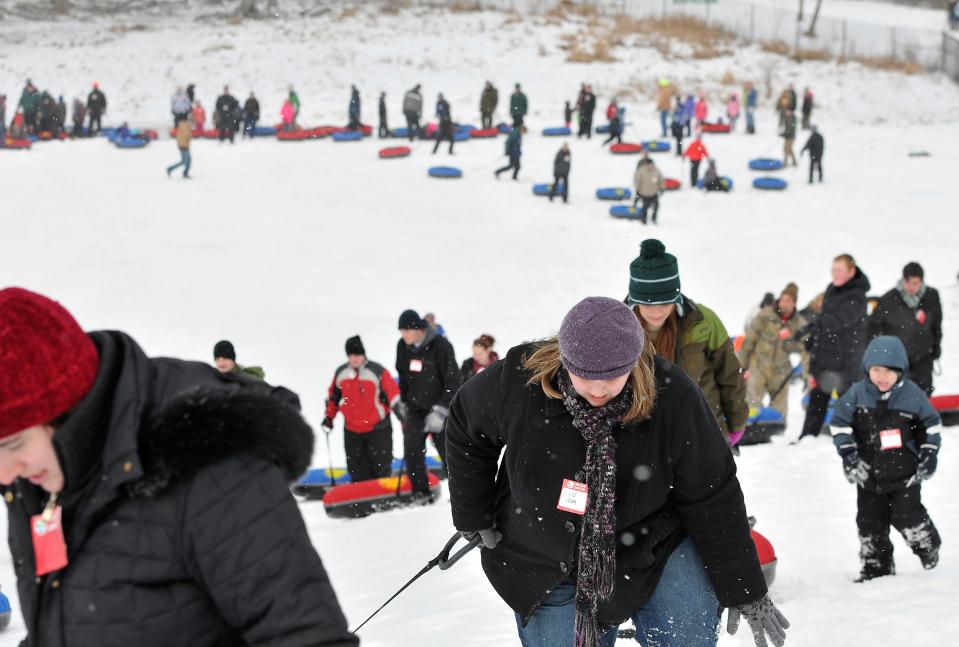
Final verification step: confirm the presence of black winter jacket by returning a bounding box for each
[243,97,260,120]
[396,327,461,412]
[801,132,824,160]
[868,286,942,366]
[215,94,239,121]
[806,268,871,376]
[447,344,765,626]
[553,149,570,176]
[2,331,357,647]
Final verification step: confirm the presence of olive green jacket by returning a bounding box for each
[739,305,809,378]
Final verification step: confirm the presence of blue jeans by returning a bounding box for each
[745,109,755,132]
[516,537,719,647]
[659,110,669,137]
[167,149,191,177]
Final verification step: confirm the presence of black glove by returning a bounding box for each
[424,405,449,434]
[321,416,334,434]
[915,447,938,482]
[727,594,790,647]
[840,448,869,487]
[460,528,502,550]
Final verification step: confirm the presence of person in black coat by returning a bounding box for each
[395,309,461,499]
[800,126,824,184]
[867,262,942,395]
[378,91,389,138]
[215,86,239,143]
[432,94,454,155]
[0,288,357,647]
[447,297,787,647]
[242,91,260,138]
[549,143,571,203]
[578,84,596,139]
[85,83,106,135]
[797,254,871,440]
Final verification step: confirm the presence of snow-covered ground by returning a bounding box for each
[2,4,958,646]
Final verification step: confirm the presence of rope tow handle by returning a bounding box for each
[351,532,482,634]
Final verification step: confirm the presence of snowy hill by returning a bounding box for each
[2,2,959,646]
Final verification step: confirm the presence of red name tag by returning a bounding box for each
[556,479,588,515]
[32,506,68,576]
[880,429,903,451]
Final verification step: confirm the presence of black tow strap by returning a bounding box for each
[351,532,481,634]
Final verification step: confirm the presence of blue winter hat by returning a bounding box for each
[559,297,645,380]
[862,335,909,375]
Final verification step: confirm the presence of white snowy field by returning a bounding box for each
[2,3,959,646]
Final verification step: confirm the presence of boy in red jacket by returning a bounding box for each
[684,135,709,188]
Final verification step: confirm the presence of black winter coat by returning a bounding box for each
[801,132,824,160]
[553,149,570,176]
[447,344,766,626]
[868,287,942,365]
[396,328,461,412]
[243,97,260,120]
[807,268,871,375]
[2,331,357,647]
[86,90,106,115]
[215,94,239,122]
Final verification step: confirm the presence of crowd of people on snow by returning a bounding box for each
[0,79,106,145]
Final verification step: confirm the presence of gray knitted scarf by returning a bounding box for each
[897,279,926,310]
[558,370,632,647]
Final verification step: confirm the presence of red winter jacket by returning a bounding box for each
[325,360,401,433]
[606,104,618,120]
[685,139,709,162]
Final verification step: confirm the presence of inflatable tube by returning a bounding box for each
[428,166,462,179]
[931,394,959,426]
[251,126,278,137]
[701,122,731,133]
[202,129,222,139]
[753,177,788,191]
[663,178,681,191]
[542,127,571,137]
[424,123,439,138]
[127,128,158,140]
[0,589,10,631]
[99,127,118,139]
[332,130,363,142]
[595,124,611,134]
[469,127,499,138]
[751,529,777,588]
[497,123,512,134]
[277,130,314,141]
[379,146,411,159]
[2,138,32,150]
[610,143,643,155]
[749,158,783,171]
[740,407,786,445]
[390,127,410,138]
[533,182,564,196]
[114,137,149,149]
[452,130,471,142]
[609,205,644,220]
[595,187,632,201]
[696,177,734,191]
[642,140,670,153]
[323,474,442,518]
[456,124,478,133]
[291,468,353,499]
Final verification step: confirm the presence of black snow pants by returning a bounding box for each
[856,484,940,578]
[344,425,393,482]
[402,406,447,495]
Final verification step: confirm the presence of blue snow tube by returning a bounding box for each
[391,127,410,138]
[533,182,564,196]
[428,166,463,179]
[749,158,784,171]
[99,127,118,139]
[114,137,148,149]
[595,124,611,134]
[332,130,363,142]
[252,126,278,137]
[456,124,478,133]
[497,123,512,134]
[753,177,788,191]
[609,205,644,220]
[596,187,632,201]
[542,127,571,137]
[0,589,12,631]
[452,130,471,142]
[642,140,670,153]
[696,177,734,191]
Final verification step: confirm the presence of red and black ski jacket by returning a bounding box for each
[325,360,401,433]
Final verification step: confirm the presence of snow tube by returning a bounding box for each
[931,394,959,426]
[749,158,783,171]
[609,205,644,220]
[99,127,118,139]
[323,473,442,518]
[696,177,734,191]
[740,407,787,445]
[379,146,411,159]
[610,143,643,155]
[452,130,471,142]
[424,123,438,138]
[497,123,512,134]
[114,137,149,149]
[428,166,462,179]
[701,122,731,133]
[663,178,681,191]
[753,177,788,191]
[469,127,499,138]
[202,129,222,139]
[128,128,158,140]
[276,130,314,141]
[752,529,777,588]
[390,127,410,138]
[332,130,363,142]
[595,124,611,134]
[533,182,564,196]
[642,140,670,153]
[596,187,632,201]
[2,138,32,150]
[251,126,278,137]
[310,126,336,138]
[0,589,10,631]
[456,124,478,134]
[542,127,571,137]
[291,468,352,500]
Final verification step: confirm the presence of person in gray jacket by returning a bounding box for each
[632,153,664,224]
[402,84,423,141]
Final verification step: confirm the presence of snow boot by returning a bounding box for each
[919,547,939,570]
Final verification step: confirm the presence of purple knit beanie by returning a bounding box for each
[559,296,645,380]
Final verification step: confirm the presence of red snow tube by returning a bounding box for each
[469,127,499,138]
[3,138,32,150]
[379,146,411,159]
[276,130,314,141]
[701,122,731,133]
[310,126,335,138]
[931,394,959,426]
[751,529,777,588]
[663,178,681,191]
[323,474,441,518]
[142,129,159,140]
[610,143,643,155]
[202,129,222,139]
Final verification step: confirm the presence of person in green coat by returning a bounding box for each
[480,81,498,129]
[18,80,41,133]
[213,339,265,381]
[509,83,527,128]
[627,239,749,444]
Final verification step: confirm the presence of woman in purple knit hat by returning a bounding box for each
[446,296,788,647]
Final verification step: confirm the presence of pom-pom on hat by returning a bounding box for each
[627,239,682,306]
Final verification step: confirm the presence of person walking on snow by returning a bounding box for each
[480,81,498,130]
[684,134,709,188]
[726,93,740,132]
[432,93,455,155]
[446,296,789,647]
[800,125,824,183]
[681,94,695,136]
[166,118,193,179]
[510,83,528,129]
[564,100,573,129]
[602,105,623,146]
[830,335,942,581]
[549,142,571,203]
[348,85,361,130]
[495,127,522,180]
[323,336,401,482]
[744,81,758,134]
[85,82,106,135]
[670,100,685,156]
[402,84,423,141]
[780,109,798,167]
[378,91,389,138]
[632,152,664,224]
[656,78,673,137]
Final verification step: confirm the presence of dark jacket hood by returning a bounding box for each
[861,335,910,376]
[833,267,871,295]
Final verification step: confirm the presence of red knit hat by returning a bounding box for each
[0,288,100,439]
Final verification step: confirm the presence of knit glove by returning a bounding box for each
[840,449,870,487]
[726,594,790,647]
[460,528,502,550]
[321,417,334,434]
[423,405,449,434]
[915,446,938,482]
[392,400,410,426]
[728,427,746,447]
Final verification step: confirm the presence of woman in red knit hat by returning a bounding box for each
[0,288,357,647]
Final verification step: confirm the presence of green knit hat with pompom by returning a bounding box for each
[627,239,681,305]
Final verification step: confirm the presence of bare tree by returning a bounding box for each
[234,0,260,19]
[805,0,824,37]
[53,0,70,15]
[797,0,804,22]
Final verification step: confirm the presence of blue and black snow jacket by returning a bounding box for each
[830,335,942,492]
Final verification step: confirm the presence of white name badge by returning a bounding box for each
[880,428,903,451]
[556,479,588,515]
[409,359,423,373]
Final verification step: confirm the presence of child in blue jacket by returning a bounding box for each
[830,335,942,581]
